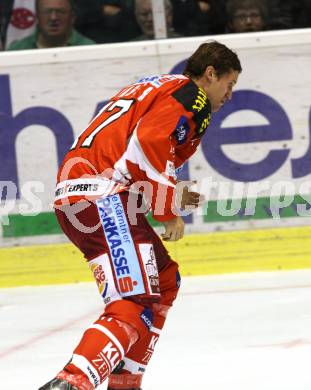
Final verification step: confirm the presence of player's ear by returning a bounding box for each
[204,66,216,83]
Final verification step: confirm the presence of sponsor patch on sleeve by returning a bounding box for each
[174,116,190,144]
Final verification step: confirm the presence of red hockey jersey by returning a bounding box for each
[55,74,211,221]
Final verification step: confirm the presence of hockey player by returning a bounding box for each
[39,41,241,390]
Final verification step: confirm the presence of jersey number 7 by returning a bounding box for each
[71,98,135,150]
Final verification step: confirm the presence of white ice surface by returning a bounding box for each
[1,270,311,390]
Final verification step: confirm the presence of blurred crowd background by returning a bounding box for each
[1,0,311,51]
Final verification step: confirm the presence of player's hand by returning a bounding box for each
[161,216,185,242]
[179,182,205,210]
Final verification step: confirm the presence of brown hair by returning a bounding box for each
[183,41,242,79]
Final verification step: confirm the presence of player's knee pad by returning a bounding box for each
[104,299,154,342]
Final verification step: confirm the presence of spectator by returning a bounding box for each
[133,0,181,40]
[0,0,36,50]
[269,0,311,29]
[226,0,268,33]
[75,0,140,44]
[8,0,94,50]
[172,0,226,37]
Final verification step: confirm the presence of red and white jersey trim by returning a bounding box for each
[127,128,175,188]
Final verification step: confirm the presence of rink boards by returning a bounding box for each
[1,30,311,288]
[1,29,311,245]
[1,226,311,288]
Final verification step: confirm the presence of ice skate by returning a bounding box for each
[39,370,93,390]
[38,377,78,390]
[107,388,142,390]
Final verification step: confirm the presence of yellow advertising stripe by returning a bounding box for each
[1,226,311,288]
[0,244,89,288]
[165,226,311,275]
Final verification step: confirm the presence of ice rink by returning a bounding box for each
[1,270,311,390]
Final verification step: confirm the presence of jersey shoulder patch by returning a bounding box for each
[172,80,212,136]
[173,115,190,145]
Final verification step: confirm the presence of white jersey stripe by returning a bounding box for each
[127,129,175,188]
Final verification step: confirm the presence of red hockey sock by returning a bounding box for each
[57,369,93,390]
[64,316,134,388]
[108,373,143,389]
